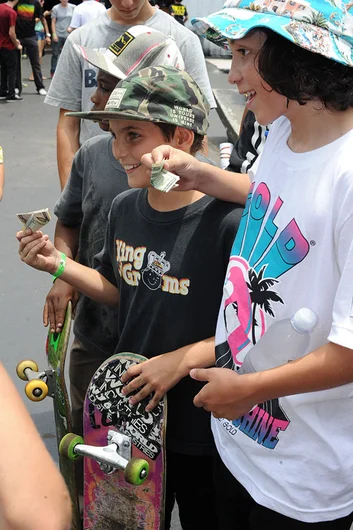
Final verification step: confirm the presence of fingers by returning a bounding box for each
[43,301,49,327]
[141,145,172,169]
[19,236,48,263]
[120,363,141,385]
[190,367,210,382]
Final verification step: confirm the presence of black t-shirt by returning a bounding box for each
[16,0,42,39]
[95,189,243,455]
[169,2,188,24]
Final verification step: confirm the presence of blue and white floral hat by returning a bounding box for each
[191,0,353,67]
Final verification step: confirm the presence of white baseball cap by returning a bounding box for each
[74,25,185,80]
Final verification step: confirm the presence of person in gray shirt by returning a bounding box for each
[50,0,75,77]
[44,0,216,189]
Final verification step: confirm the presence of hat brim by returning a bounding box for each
[65,110,208,134]
[74,44,127,80]
[191,8,353,67]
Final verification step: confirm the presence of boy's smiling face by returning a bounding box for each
[110,119,173,188]
[228,33,288,126]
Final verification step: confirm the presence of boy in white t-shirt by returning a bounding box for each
[134,0,353,527]
[67,0,105,32]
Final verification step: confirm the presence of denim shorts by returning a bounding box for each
[36,30,46,41]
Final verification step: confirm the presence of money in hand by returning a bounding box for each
[151,160,180,193]
[17,208,51,232]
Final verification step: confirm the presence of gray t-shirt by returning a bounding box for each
[45,8,216,144]
[51,3,75,38]
[54,134,129,356]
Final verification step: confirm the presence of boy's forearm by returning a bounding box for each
[249,342,353,405]
[57,110,80,189]
[0,165,4,200]
[171,337,215,379]
[58,259,119,307]
[54,221,80,260]
[196,161,251,204]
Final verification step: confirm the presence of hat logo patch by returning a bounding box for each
[107,88,127,109]
[170,105,195,129]
[109,31,135,58]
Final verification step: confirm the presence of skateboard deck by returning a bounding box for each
[82,352,166,530]
[46,301,81,530]
[16,301,80,530]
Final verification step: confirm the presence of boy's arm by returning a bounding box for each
[43,221,80,333]
[191,342,353,419]
[17,230,119,307]
[57,110,80,189]
[141,147,251,205]
[51,15,58,42]
[0,148,4,201]
[0,362,72,530]
[8,25,21,50]
[121,337,215,412]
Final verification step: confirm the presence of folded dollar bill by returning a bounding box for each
[151,160,179,193]
[17,208,51,232]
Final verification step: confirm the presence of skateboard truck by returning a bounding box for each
[60,430,149,486]
[16,359,54,401]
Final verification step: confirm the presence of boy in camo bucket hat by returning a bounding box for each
[67,65,210,135]
[18,62,243,530]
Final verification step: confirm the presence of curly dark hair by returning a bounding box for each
[256,29,353,111]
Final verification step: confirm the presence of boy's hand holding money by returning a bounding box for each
[142,145,203,192]
[17,230,62,275]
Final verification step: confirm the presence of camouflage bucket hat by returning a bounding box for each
[191,0,353,67]
[67,66,210,135]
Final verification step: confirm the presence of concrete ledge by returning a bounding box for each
[213,88,245,145]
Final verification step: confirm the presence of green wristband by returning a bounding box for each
[53,252,66,279]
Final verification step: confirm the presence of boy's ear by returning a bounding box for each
[173,127,194,152]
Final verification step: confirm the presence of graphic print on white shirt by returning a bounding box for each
[216,179,310,449]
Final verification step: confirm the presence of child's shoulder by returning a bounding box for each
[204,196,244,229]
[110,188,140,213]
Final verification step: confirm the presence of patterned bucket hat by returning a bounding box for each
[73,25,185,80]
[66,66,210,135]
[191,0,353,67]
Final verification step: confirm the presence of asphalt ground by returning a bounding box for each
[0,51,239,529]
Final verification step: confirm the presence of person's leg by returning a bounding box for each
[170,451,218,530]
[30,33,46,81]
[50,38,60,76]
[0,49,8,97]
[23,36,44,91]
[5,49,17,98]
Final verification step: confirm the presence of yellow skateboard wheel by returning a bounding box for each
[59,433,84,461]
[16,359,38,381]
[25,379,48,401]
[125,457,149,486]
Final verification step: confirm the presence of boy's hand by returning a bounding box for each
[17,229,61,274]
[141,145,202,192]
[191,368,257,420]
[121,354,182,412]
[43,279,79,333]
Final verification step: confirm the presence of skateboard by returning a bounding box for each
[60,352,167,530]
[16,301,81,530]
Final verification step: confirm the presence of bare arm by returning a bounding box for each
[8,26,21,50]
[18,230,119,307]
[51,17,58,41]
[57,109,80,189]
[142,146,251,205]
[121,337,215,411]
[0,363,72,530]
[43,221,80,332]
[192,342,353,420]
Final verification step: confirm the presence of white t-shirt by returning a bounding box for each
[45,9,216,145]
[69,0,105,29]
[214,116,353,522]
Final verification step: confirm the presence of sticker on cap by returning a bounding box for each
[109,31,135,57]
[106,88,127,109]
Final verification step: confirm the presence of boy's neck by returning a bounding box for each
[287,103,353,153]
[147,188,205,212]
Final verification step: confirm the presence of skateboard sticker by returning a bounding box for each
[87,358,163,461]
